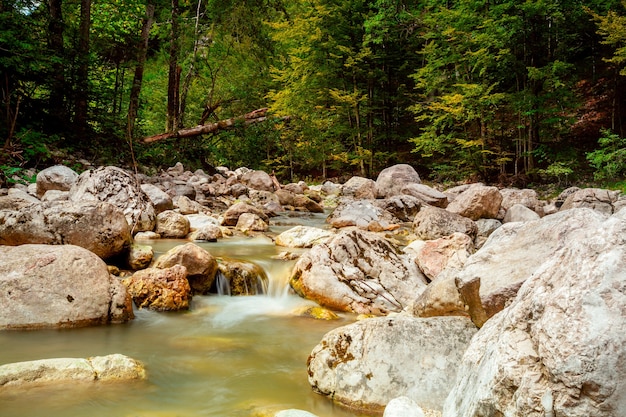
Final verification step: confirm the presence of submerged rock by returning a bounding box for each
[216,258,268,295]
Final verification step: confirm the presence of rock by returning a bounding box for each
[503,203,541,223]
[443,214,626,417]
[446,184,502,220]
[222,202,268,226]
[216,258,268,295]
[554,186,580,207]
[275,189,296,206]
[473,218,502,249]
[127,242,153,270]
[374,195,422,222]
[188,224,223,241]
[327,199,398,230]
[186,213,220,230]
[0,354,146,387]
[384,397,426,417]
[35,165,79,197]
[122,265,191,311]
[410,276,466,318]
[155,210,190,238]
[290,229,428,314]
[0,188,40,210]
[41,189,69,202]
[0,244,133,329]
[560,187,620,215]
[413,205,477,241]
[240,170,276,192]
[308,315,477,413]
[412,232,474,281]
[320,181,341,196]
[274,226,334,248]
[401,183,449,208]
[454,208,607,320]
[499,188,540,212]
[341,176,377,200]
[275,410,319,417]
[0,200,131,260]
[153,242,218,294]
[236,212,269,232]
[174,195,201,214]
[140,183,174,213]
[375,164,421,198]
[69,166,156,232]
[293,194,324,213]
[134,231,160,240]
[293,305,340,320]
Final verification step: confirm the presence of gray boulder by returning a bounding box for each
[240,170,276,192]
[375,164,421,198]
[140,183,174,214]
[560,187,620,215]
[35,165,79,197]
[503,203,541,223]
[413,205,477,241]
[275,226,335,248]
[341,176,377,200]
[327,199,398,230]
[402,183,448,208]
[446,184,502,220]
[155,210,190,238]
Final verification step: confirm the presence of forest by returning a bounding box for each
[1,0,626,186]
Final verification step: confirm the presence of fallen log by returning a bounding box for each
[141,108,277,143]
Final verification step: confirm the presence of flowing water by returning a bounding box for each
[0,212,372,417]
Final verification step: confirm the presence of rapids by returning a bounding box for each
[0,212,372,417]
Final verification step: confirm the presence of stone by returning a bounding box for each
[0,244,133,329]
[41,189,69,202]
[384,397,426,417]
[375,164,421,198]
[155,210,190,238]
[186,213,220,230]
[127,242,153,270]
[413,205,477,241]
[560,187,620,215]
[123,265,191,311]
[236,212,269,232]
[293,305,339,320]
[69,166,156,233]
[374,195,422,222]
[35,165,79,197]
[188,224,223,241]
[499,188,540,212]
[0,200,131,260]
[446,184,502,220]
[290,229,428,315]
[240,170,276,192]
[275,189,295,206]
[327,199,398,230]
[0,354,146,387]
[412,232,474,281]
[222,202,268,226]
[401,183,449,208]
[275,410,319,417]
[443,213,626,417]
[473,218,502,249]
[292,194,324,213]
[140,183,174,213]
[216,258,268,295]
[341,176,377,200]
[274,226,335,248]
[308,315,477,413]
[410,276,466,318]
[153,242,218,294]
[174,195,201,214]
[0,188,40,210]
[503,203,541,223]
[134,231,160,240]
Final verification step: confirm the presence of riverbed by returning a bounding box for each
[0,213,371,417]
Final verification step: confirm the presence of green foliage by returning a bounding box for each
[586,129,626,180]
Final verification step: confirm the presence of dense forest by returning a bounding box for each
[1,0,626,186]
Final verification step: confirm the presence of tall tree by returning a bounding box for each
[74,0,92,134]
[166,0,180,131]
[47,0,67,130]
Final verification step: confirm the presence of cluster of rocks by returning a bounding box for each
[1,162,625,417]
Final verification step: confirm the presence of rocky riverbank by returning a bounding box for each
[1,162,625,417]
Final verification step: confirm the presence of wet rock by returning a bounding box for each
[155,210,190,238]
[341,176,377,200]
[446,184,502,220]
[443,213,626,417]
[0,354,146,387]
[216,258,268,295]
[153,242,218,294]
[189,224,223,241]
[127,242,153,270]
[375,164,421,198]
[290,229,427,315]
[293,305,339,320]
[0,200,131,260]
[123,265,191,311]
[413,205,477,241]
[274,225,334,248]
[69,166,156,233]
[134,231,160,240]
[35,165,79,197]
[308,315,477,413]
[0,244,133,329]
[140,183,174,214]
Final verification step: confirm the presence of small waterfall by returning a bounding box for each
[214,271,231,296]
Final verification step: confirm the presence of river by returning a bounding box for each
[0,212,371,417]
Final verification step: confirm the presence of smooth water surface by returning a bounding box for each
[0,214,371,417]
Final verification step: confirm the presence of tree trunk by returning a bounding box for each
[127,2,156,138]
[166,0,180,132]
[179,0,203,126]
[47,0,66,131]
[74,0,91,133]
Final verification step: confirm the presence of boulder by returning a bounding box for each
[308,315,477,413]
[174,195,201,214]
[221,202,268,226]
[410,275,466,318]
[275,189,296,206]
[35,165,79,197]
[413,205,477,241]
[189,224,223,241]
[186,213,220,230]
[443,213,626,417]
[474,218,502,249]
[153,242,218,294]
[327,199,398,230]
[240,170,276,192]
[293,194,324,213]
[503,203,541,223]
[374,195,422,222]
[446,184,502,220]
[122,265,191,311]
[0,354,146,387]
[375,164,421,198]
[401,183,448,208]
[499,188,540,212]
[140,183,174,213]
[155,210,190,238]
[41,189,69,202]
[69,166,156,232]
[290,229,428,315]
[216,258,268,295]
[384,397,426,417]
[411,232,474,281]
[0,244,133,329]
[236,212,269,232]
[0,200,131,260]
[341,176,377,200]
[0,188,40,210]
[275,226,335,248]
[454,208,607,321]
[560,187,620,215]
[127,242,153,270]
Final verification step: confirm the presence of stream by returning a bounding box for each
[0,212,371,417]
